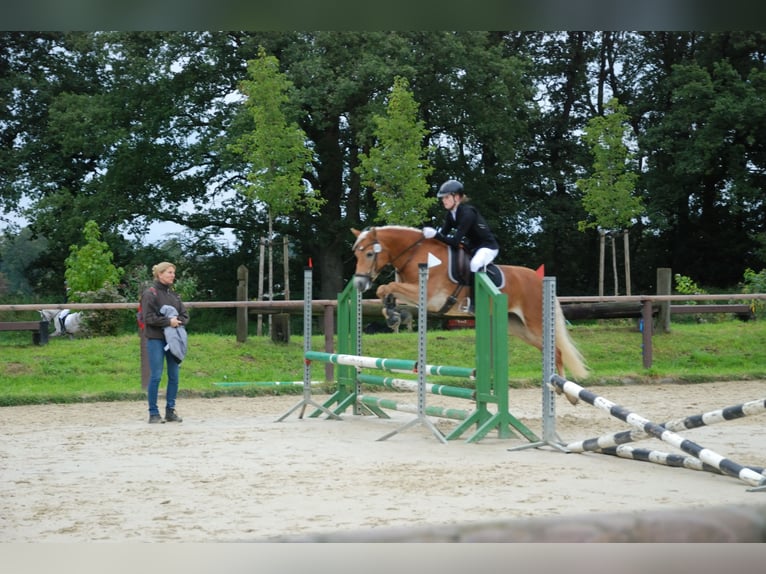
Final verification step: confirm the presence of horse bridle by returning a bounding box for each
[354,227,424,285]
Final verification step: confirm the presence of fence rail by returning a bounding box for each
[3,293,764,313]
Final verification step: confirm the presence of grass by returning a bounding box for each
[1,317,764,406]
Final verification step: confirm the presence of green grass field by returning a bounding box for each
[1,316,764,406]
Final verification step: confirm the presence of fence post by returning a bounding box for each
[657,267,672,333]
[236,265,248,343]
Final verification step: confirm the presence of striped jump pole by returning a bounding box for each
[595,445,765,476]
[356,373,475,400]
[358,395,470,421]
[567,397,766,453]
[550,374,766,491]
[304,350,476,379]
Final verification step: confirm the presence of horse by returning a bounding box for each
[351,226,588,388]
[39,309,83,338]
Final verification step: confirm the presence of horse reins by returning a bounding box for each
[355,227,425,284]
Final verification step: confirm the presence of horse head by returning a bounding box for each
[351,226,425,293]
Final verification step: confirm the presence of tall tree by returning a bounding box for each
[577,98,642,296]
[230,47,324,303]
[356,76,434,226]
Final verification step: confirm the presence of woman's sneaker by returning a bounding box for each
[165,408,183,423]
[148,414,165,424]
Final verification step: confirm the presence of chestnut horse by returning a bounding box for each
[351,226,588,383]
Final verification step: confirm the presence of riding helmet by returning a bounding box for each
[437,179,464,197]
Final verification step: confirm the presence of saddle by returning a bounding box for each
[446,246,505,289]
[436,247,505,315]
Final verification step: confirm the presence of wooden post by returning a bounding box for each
[623,230,631,296]
[283,237,290,301]
[598,229,605,298]
[236,265,248,343]
[271,313,290,343]
[610,232,619,296]
[657,267,672,333]
[641,299,653,369]
[257,237,266,337]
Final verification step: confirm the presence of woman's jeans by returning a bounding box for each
[147,337,180,415]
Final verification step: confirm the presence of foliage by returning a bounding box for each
[64,220,124,302]
[576,98,643,232]
[3,32,766,300]
[0,227,48,297]
[230,47,324,220]
[355,76,435,226]
[75,284,128,337]
[674,273,707,296]
[742,267,766,316]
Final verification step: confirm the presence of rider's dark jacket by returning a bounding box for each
[434,203,499,254]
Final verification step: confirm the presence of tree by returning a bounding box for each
[64,220,124,301]
[229,47,324,306]
[356,76,434,226]
[577,97,642,296]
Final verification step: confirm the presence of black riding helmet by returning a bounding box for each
[437,179,464,198]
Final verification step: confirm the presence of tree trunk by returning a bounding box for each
[598,229,605,297]
[611,232,619,296]
[257,237,266,337]
[283,236,290,300]
[623,229,631,296]
[268,212,274,335]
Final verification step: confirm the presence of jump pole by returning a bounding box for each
[276,267,341,422]
[567,397,766,453]
[549,374,766,491]
[594,444,765,476]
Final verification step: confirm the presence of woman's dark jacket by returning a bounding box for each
[140,280,190,340]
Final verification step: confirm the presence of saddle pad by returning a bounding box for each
[446,247,505,290]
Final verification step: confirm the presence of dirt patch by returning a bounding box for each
[1,380,765,542]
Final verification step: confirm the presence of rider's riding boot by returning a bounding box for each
[461,273,475,314]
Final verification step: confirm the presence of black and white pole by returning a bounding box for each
[550,374,766,491]
[377,263,446,443]
[567,397,766,453]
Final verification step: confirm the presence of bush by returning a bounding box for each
[74,284,128,337]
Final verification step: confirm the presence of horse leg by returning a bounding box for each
[376,282,420,307]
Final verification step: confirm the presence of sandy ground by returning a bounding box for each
[1,379,765,542]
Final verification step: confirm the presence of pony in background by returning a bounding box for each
[39,309,83,338]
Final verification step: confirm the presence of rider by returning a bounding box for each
[422,179,500,313]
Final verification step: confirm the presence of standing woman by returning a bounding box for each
[422,179,500,313]
[141,262,189,424]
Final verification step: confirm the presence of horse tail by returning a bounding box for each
[554,298,588,380]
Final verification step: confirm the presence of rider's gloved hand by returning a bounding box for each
[422,227,437,239]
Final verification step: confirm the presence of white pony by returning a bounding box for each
[39,309,83,338]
